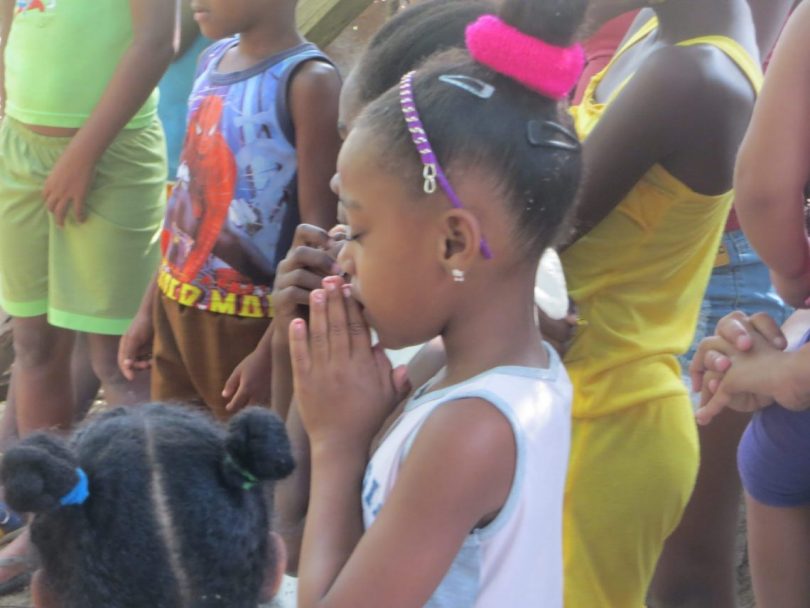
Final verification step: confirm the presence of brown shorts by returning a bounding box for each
[151,292,271,420]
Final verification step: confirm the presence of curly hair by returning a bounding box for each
[1,404,294,608]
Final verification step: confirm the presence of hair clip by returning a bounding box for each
[224,454,259,491]
[59,468,90,507]
[438,75,495,99]
[526,120,581,152]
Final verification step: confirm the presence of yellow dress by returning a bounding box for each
[561,19,763,607]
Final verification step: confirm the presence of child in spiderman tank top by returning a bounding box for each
[285,0,585,605]
[118,0,342,419]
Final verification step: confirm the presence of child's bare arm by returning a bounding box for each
[289,61,342,230]
[566,48,744,244]
[734,2,810,307]
[0,0,14,114]
[43,0,176,227]
[275,399,310,575]
[290,278,513,608]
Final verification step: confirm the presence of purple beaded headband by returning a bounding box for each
[399,71,494,260]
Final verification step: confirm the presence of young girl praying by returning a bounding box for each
[287,0,585,605]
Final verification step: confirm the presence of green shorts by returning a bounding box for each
[0,118,166,335]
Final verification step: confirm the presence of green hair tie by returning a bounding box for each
[224,454,259,491]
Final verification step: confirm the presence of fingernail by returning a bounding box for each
[292,319,306,335]
[325,281,336,292]
[341,285,351,298]
[312,290,325,303]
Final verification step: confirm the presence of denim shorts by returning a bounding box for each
[680,229,790,398]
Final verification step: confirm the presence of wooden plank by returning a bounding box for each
[298,0,375,47]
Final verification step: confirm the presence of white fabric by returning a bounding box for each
[362,344,572,607]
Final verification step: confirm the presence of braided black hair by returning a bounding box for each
[1,404,294,608]
[357,0,587,255]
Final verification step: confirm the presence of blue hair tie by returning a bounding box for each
[59,468,89,507]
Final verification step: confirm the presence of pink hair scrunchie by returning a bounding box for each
[465,14,585,100]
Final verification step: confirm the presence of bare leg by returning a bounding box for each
[70,334,102,419]
[747,494,810,608]
[0,318,75,588]
[86,333,149,406]
[0,333,100,452]
[648,409,751,608]
[11,316,75,436]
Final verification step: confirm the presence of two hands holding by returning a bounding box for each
[690,310,810,425]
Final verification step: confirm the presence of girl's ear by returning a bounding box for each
[435,208,483,278]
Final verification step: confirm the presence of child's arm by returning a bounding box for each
[565,45,749,244]
[0,0,14,115]
[222,224,339,415]
[118,269,159,381]
[175,0,201,60]
[290,278,515,608]
[289,61,342,230]
[43,0,176,227]
[734,3,810,307]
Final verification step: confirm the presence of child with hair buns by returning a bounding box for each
[0,404,294,608]
[286,0,585,605]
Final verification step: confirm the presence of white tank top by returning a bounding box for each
[362,344,571,607]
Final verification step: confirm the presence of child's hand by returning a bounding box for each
[223,345,273,413]
[689,311,787,393]
[273,224,344,336]
[538,300,578,357]
[117,307,154,381]
[694,340,776,425]
[289,276,410,451]
[43,142,97,227]
[692,311,787,425]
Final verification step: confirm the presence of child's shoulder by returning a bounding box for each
[418,357,571,428]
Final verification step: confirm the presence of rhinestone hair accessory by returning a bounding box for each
[465,15,585,100]
[399,71,493,259]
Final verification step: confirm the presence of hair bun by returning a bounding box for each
[499,0,587,47]
[223,407,295,488]
[1,434,81,513]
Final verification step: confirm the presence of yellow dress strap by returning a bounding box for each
[676,35,763,93]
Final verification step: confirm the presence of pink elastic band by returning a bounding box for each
[465,15,585,100]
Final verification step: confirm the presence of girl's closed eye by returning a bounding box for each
[346,229,365,243]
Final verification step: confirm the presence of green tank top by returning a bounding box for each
[5,0,157,129]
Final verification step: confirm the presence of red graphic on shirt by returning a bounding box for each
[17,0,46,13]
[171,95,238,283]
